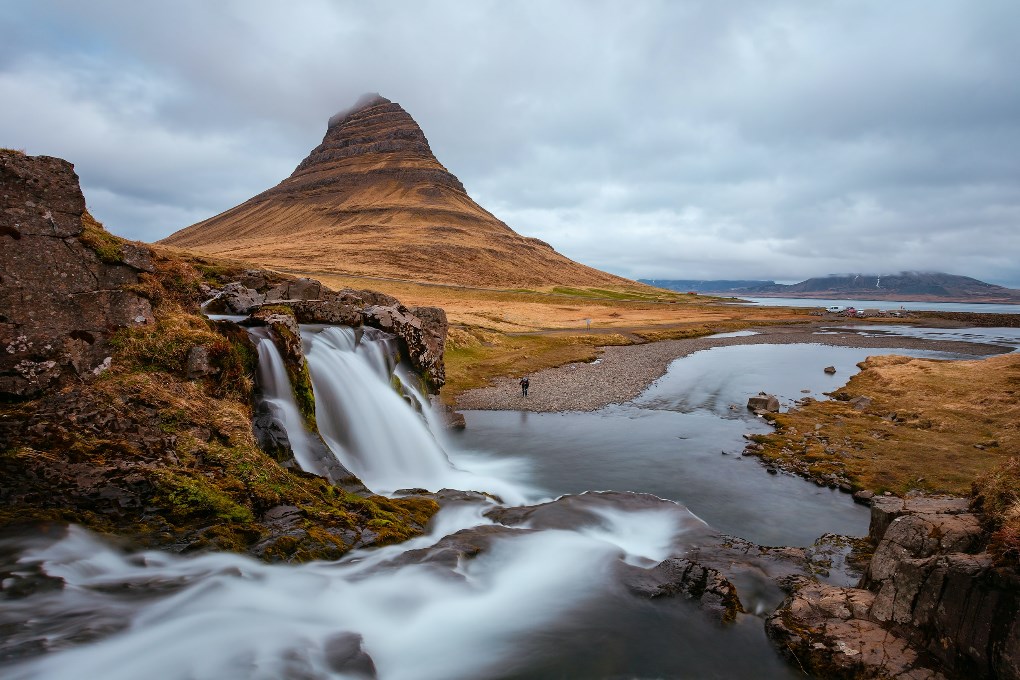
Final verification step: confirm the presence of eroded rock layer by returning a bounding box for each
[161,94,633,289]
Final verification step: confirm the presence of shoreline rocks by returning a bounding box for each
[767,495,1020,679]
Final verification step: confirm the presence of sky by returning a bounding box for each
[2,1,1019,286]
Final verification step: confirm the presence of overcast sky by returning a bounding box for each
[3,1,1019,286]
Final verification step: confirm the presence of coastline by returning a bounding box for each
[454,322,1011,413]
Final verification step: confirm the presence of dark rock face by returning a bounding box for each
[0,152,154,399]
[362,303,447,390]
[767,495,1020,680]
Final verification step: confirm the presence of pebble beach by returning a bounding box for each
[454,323,1008,413]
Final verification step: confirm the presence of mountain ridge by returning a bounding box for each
[161,94,634,290]
[674,271,1020,303]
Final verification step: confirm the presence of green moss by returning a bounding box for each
[79,211,125,264]
[150,470,254,524]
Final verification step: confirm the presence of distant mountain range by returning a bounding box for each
[642,272,1020,303]
[640,279,775,293]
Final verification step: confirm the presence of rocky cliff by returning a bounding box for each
[767,496,1020,679]
[1,151,439,559]
[161,93,635,289]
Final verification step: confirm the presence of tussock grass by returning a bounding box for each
[756,353,1019,499]
[973,457,1020,567]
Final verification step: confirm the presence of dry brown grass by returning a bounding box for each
[302,271,815,400]
[755,353,1020,495]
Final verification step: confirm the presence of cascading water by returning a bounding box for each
[303,325,529,502]
[252,327,326,477]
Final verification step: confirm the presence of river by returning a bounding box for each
[0,325,1004,679]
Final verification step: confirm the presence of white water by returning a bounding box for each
[303,326,531,503]
[3,501,731,680]
[253,328,327,476]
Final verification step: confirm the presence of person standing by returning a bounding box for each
[519,376,530,397]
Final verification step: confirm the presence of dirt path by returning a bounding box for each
[454,323,1009,413]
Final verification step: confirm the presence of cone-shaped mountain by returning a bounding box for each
[162,94,632,288]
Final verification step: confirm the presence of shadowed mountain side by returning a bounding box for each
[162,94,633,289]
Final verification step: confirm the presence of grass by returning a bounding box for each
[972,456,1020,567]
[751,353,1019,497]
[79,210,126,264]
[442,326,633,401]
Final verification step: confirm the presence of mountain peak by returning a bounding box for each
[327,92,392,129]
[160,95,632,288]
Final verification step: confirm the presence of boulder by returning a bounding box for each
[291,291,365,326]
[0,151,154,399]
[747,393,780,412]
[264,277,324,303]
[215,282,266,314]
[824,365,837,374]
[184,345,216,379]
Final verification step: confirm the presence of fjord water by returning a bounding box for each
[5,330,973,679]
[737,296,1020,314]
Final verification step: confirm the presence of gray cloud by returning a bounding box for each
[2,0,1018,286]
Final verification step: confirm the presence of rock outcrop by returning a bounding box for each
[767,495,1020,679]
[160,94,636,289]
[210,276,449,392]
[1,152,438,560]
[0,151,154,399]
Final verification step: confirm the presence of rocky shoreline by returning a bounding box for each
[455,323,1009,413]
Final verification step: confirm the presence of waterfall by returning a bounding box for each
[252,328,327,477]
[302,325,529,501]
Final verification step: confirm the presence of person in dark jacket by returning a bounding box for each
[519,376,530,397]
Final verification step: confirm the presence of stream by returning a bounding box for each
[0,326,1003,679]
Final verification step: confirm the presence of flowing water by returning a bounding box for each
[1,326,995,679]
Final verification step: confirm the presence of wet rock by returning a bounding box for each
[624,557,743,622]
[363,303,447,391]
[771,495,1020,680]
[747,392,780,412]
[323,632,378,678]
[823,365,837,374]
[766,578,946,680]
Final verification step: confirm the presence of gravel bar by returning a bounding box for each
[454,323,1010,413]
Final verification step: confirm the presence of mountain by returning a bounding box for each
[639,279,775,293]
[161,94,633,289]
[737,272,1020,303]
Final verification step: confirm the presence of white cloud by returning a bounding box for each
[2,0,1018,286]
